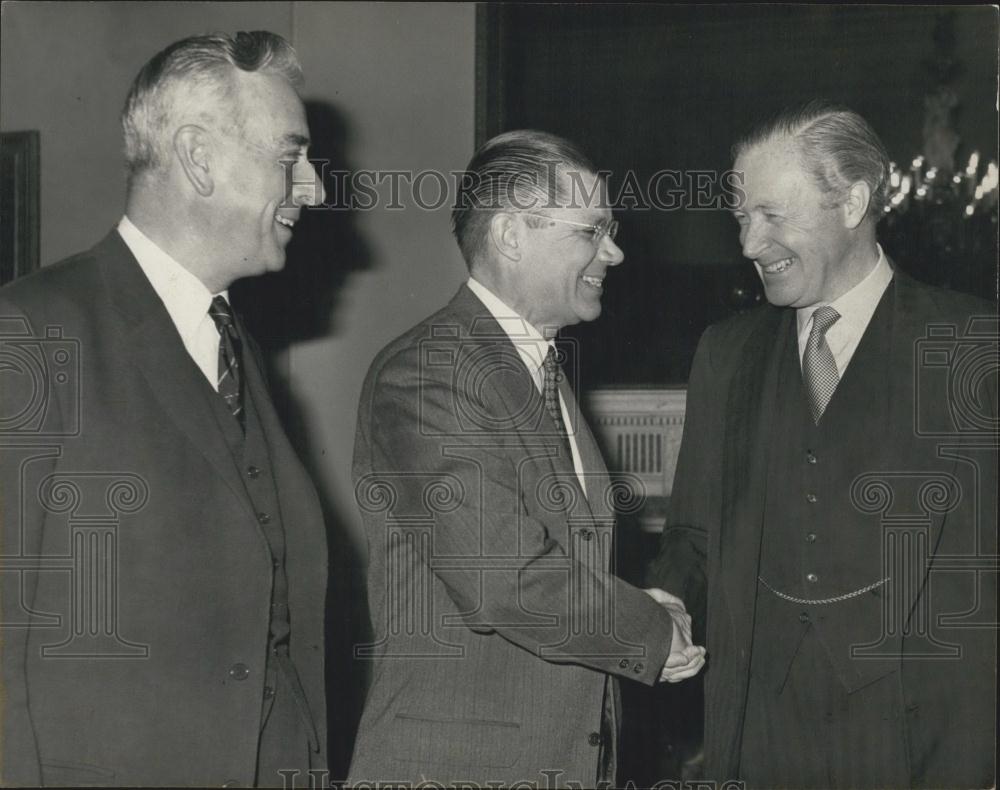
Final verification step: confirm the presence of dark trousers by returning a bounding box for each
[739,627,909,789]
[256,668,314,788]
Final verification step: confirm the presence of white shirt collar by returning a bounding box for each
[466,277,552,388]
[117,215,227,342]
[796,243,893,340]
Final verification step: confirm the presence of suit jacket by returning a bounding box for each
[348,285,675,787]
[648,270,997,788]
[0,232,327,786]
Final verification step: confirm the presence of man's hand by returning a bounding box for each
[644,587,707,683]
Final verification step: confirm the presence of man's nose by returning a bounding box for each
[602,236,625,266]
[292,158,326,207]
[740,219,768,260]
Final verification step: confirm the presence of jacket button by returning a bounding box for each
[806,493,818,504]
[618,658,629,668]
[247,465,260,479]
[263,685,275,699]
[581,530,593,541]
[806,573,819,584]
[228,663,250,681]
[257,512,271,525]
[806,452,817,464]
[588,732,601,747]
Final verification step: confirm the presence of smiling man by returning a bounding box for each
[1,32,328,787]
[648,102,997,788]
[349,130,705,788]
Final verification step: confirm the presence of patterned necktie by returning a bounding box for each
[803,305,841,423]
[208,296,245,431]
[543,345,572,458]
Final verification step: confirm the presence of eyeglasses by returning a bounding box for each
[521,212,620,246]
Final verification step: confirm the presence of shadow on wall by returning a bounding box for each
[231,100,374,779]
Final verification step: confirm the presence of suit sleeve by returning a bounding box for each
[356,347,674,685]
[645,325,726,641]
[1,294,49,786]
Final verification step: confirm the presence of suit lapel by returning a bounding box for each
[95,231,257,522]
[721,307,789,629]
[450,286,596,520]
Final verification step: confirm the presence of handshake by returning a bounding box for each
[644,588,707,683]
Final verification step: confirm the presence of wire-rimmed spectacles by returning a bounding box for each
[521,212,619,245]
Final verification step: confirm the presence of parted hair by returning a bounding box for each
[733,101,891,219]
[451,129,598,267]
[122,31,302,181]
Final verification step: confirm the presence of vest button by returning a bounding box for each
[633,662,644,673]
[806,493,818,504]
[805,532,817,543]
[806,573,819,584]
[257,512,271,525]
[618,658,630,669]
[588,732,602,747]
[806,452,817,464]
[247,465,261,479]
[581,529,593,541]
[263,685,275,699]
[228,663,249,681]
[799,611,811,623]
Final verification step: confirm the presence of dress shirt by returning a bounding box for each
[796,244,893,376]
[466,277,587,494]
[117,216,228,391]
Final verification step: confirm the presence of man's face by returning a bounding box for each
[515,170,624,333]
[211,71,324,284]
[732,137,855,309]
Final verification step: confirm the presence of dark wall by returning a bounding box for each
[490,4,999,386]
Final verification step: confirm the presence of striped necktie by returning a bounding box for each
[803,305,841,423]
[208,296,245,431]
[543,345,573,460]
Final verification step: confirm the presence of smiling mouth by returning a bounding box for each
[274,214,296,229]
[581,275,604,291]
[759,257,793,274]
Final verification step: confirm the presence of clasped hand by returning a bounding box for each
[643,587,707,683]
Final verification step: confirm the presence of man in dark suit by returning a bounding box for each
[349,130,706,787]
[1,32,328,787]
[648,102,997,788]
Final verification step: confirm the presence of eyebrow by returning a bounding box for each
[278,133,310,150]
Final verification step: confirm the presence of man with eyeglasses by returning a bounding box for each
[348,129,706,788]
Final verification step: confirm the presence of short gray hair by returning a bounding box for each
[451,129,599,267]
[122,31,302,180]
[733,101,891,219]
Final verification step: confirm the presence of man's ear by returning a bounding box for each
[488,212,523,262]
[842,180,871,229]
[173,125,213,197]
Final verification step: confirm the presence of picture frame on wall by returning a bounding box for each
[1,130,41,286]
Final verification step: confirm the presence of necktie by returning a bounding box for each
[543,345,573,459]
[208,296,245,431]
[803,305,841,423]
